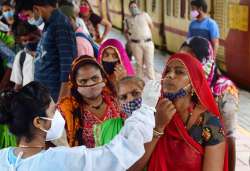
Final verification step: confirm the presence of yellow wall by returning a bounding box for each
[146,0,163,46]
[92,0,100,13]
[109,0,123,28]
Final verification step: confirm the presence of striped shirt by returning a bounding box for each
[34,9,77,101]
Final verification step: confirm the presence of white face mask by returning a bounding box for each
[40,110,65,141]
[28,16,43,26]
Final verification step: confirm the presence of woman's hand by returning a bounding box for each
[155,98,176,132]
[114,64,127,81]
[95,37,104,44]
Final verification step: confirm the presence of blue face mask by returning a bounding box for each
[28,16,43,26]
[3,10,14,20]
[26,41,39,52]
[163,84,191,101]
[121,97,142,117]
[129,7,140,16]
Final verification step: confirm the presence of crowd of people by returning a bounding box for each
[0,0,239,171]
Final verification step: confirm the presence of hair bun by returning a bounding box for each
[0,90,16,124]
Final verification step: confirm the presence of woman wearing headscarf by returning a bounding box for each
[149,53,228,171]
[180,36,238,171]
[58,55,127,148]
[97,38,135,85]
[129,53,227,171]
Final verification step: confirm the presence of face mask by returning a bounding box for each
[18,12,29,21]
[164,84,191,101]
[77,82,105,99]
[121,97,142,117]
[3,10,14,20]
[190,10,199,19]
[40,110,65,141]
[26,41,39,52]
[80,6,90,15]
[102,61,119,75]
[28,16,43,26]
[129,7,140,16]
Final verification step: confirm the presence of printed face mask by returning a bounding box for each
[121,97,142,117]
[77,81,105,99]
[102,61,119,75]
[164,84,191,101]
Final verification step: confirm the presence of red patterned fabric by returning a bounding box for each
[81,94,126,148]
[148,53,228,171]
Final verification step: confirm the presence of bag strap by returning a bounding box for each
[75,32,93,44]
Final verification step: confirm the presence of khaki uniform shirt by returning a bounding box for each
[125,12,153,40]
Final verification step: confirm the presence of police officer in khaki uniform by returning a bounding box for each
[124,0,155,80]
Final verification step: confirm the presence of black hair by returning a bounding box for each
[190,0,208,13]
[129,0,137,7]
[15,0,57,13]
[0,81,51,142]
[181,37,210,62]
[58,0,73,7]
[15,0,33,12]
[181,37,220,90]
[1,0,12,8]
[12,18,38,38]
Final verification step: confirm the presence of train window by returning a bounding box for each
[152,0,156,12]
[166,0,172,16]
[180,0,186,18]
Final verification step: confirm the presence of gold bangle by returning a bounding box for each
[153,129,164,138]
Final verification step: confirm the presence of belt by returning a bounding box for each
[131,38,152,43]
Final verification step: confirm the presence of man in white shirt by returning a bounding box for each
[10,50,34,88]
[10,22,41,90]
[124,0,155,80]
